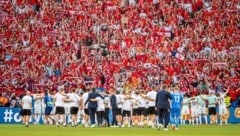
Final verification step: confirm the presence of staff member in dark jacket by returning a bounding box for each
[110,88,118,126]
[85,87,103,127]
[155,84,172,130]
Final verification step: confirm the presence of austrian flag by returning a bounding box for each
[175,53,185,60]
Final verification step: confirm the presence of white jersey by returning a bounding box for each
[116,94,124,109]
[131,94,140,109]
[196,95,206,108]
[146,91,157,107]
[218,93,226,108]
[104,96,111,108]
[181,97,190,115]
[33,94,43,106]
[207,95,217,108]
[138,95,148,108]
[54,92,65,107]
[122,95,132,111]
[33,94,43,114]
[96,97,105,111]
[182,98,190,109]
[196,95,207,114]
[41,98,46,113]
[190,98,199,117]
[218,93,227,115]
[22,95,32,110]
[190,98,199,109]
[81,92,89,109]
[68,93,80,107]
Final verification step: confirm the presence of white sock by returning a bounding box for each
[35,115,38,123]
[204,115,208,124]
[198,115,202,124]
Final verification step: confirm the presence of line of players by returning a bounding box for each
[27,85,230,129]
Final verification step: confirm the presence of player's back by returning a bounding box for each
[171,92,183,109]
[68,93,80,107]
[82,92,89,108]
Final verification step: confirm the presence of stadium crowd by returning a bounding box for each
[0,0,240,111]
[1,0,240,108]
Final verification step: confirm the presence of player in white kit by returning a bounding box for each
[146,88,157,128]
[54,86,67,127]
[190,97,199,125]
[22,91,33,127]
[218,88,229,125]
[68,89,81,127]
[121,91,133,127]
[81,87,90,127]
[181,94,190,125]
[33,90,43,124]
[116,91,124,126]
[95,91,105,127]
[131,91,141,127]
[197,93,208,124]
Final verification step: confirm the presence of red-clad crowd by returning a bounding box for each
[0,0,239,107]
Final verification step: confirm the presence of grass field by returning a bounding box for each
[0,124,239,136]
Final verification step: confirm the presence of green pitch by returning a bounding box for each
[0,124,239,136]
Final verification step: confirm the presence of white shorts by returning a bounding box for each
[42,104,46,114]
[218,106,228,115]
[51,107,56,115]
[34,105,42,114]
[198,106,208,115]
[64,106,70,114]
[181,106,190,115]
[191,108,199,117]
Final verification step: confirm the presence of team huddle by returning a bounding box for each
[20,84,230,130]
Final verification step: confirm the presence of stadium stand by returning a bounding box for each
[0,0,239,107]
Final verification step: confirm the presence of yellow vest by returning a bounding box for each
[225,96,231,107]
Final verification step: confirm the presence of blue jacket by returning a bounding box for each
[110,94,117,109]
[155,90,172,109]
[85,91,103,108]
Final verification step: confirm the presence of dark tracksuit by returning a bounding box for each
[155,90,172,128]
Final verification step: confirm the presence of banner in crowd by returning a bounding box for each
[0,107,240,124]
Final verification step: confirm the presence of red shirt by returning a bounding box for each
[229,89,237,101]
[166,66,174,77]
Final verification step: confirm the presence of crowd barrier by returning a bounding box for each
[0,107,240,124]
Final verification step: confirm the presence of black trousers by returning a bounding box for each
[104,108,110,127]
[157,108,170,128]
[96,111,104,125]
[111,108,118,126]
[88,107,97,125]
